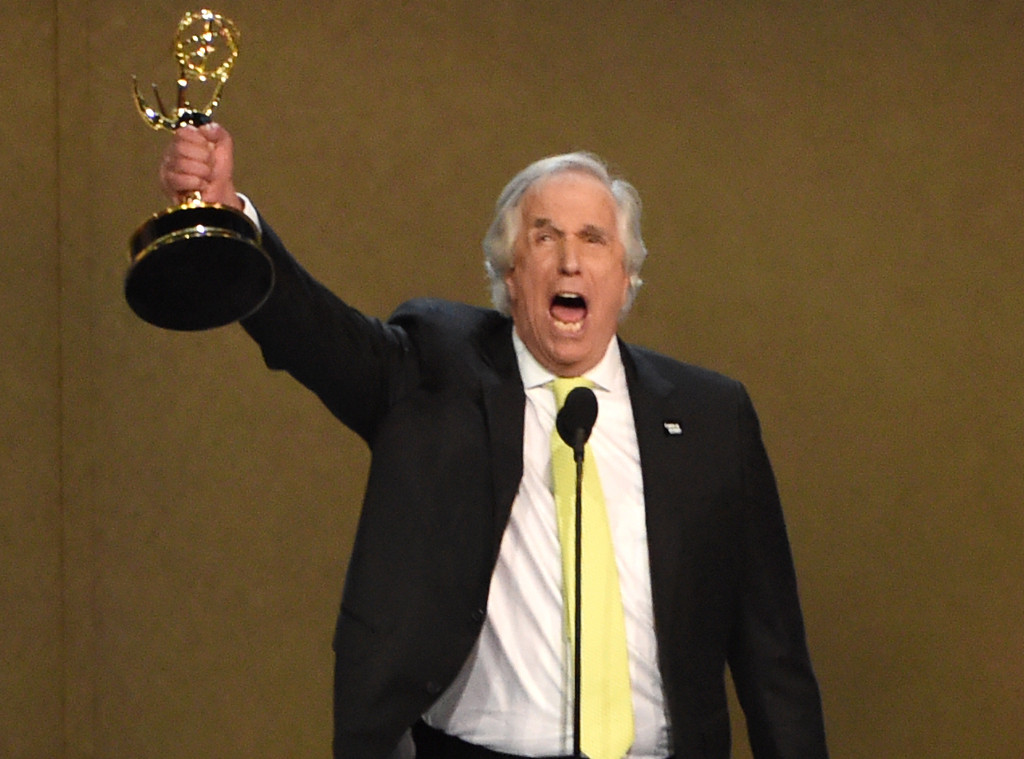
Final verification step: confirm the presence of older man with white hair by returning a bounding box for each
[158,123,828,759]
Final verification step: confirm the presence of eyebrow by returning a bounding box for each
[530,218,610,242]
[579,223,609,242]
[531,218,562,234]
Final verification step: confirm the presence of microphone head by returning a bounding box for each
[556,386,598,448]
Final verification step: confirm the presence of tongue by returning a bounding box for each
[551,302,586,323]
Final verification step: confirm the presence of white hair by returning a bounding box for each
[482,152,647,316]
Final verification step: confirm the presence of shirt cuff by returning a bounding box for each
[237,193,262,233]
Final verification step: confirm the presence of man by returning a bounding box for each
[159,123,828,759]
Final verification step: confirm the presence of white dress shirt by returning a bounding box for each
[424,334,671,758]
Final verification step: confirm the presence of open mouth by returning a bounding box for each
[550,292,587,331]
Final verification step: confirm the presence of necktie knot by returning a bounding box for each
[550,376,594,408]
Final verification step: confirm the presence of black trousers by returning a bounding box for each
[411,722,674,759]
[412,722,576,759]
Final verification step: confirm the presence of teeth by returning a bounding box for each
[553,319,584,333]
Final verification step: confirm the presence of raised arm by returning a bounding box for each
[154,122,417,443]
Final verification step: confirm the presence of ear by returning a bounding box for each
[618,255,631,305]
[504,267,517,302]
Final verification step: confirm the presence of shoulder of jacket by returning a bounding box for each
[622,341,744,394]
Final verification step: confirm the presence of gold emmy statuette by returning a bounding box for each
[127,9,272,331]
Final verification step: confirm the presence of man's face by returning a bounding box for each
[505,170,630,377]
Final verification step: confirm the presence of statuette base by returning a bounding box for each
[126,203,273,331]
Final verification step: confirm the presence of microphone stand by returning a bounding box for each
[571,429,585,759]
[556,385,597,759]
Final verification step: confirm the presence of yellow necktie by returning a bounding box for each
[550,377,635,759]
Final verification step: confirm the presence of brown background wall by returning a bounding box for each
[2,2,1021,757]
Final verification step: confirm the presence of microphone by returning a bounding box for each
[555,386,598,461]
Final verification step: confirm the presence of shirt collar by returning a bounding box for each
[512,329,626,395]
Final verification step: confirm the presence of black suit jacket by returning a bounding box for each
[242,221,828,759]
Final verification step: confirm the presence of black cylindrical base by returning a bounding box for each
[126,204,273,331]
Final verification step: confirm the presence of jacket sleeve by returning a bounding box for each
[727,388,829,758]
[239,216,418,444]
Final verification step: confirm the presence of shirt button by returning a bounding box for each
[471,607,486,623]
[426,681,442,695]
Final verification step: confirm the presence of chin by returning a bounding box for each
[550,349,596,374]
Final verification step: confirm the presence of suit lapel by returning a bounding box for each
[479,319,526,554]
[621,340,685,527]
[620,341,700,631]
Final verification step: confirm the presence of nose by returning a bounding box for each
[558,239,582,274]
